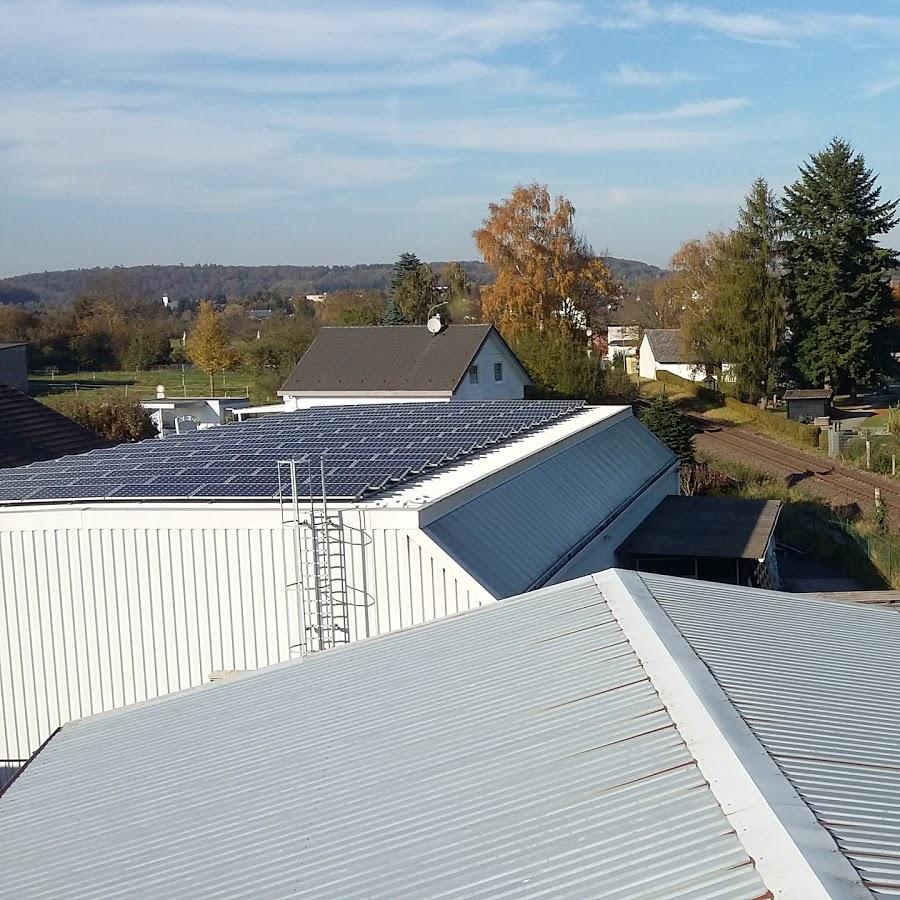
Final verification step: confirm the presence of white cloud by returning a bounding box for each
[605,64,696,87]
[603,2,900,46]
[0,1,582,64]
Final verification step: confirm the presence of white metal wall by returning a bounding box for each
[0,508,490,763]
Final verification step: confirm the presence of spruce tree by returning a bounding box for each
[382,296,406,325]
[641,395,695,464]
[390,252,422,293]
[781,139,899,398]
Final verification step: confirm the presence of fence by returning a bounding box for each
[777,503,900,590]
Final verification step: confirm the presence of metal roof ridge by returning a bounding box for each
[595,568,874,900]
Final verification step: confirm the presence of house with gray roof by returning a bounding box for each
[1,568,895,898]
[279,324,531,409]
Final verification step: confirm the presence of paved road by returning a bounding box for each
[692,417,900,515]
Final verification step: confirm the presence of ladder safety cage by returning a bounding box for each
[278,455,374,656]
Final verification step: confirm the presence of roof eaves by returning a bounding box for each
[595,568,874,900]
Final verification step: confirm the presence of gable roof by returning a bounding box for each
[280,324,528,394]
[4,568,897,897]
[0,384,107,468]
[643,329,687,364]
[784,389,833,400]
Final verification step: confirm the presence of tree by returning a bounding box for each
[394,264,437,325]
[44,393,157,443]
[681,179,786,400]
[390,252,422,293]
[122,323,171,371]
[382,296,406,325]
[473,183,618,340]
[185,301,236,393]
[513,327,603,401]
[781,138,899,398]
[640,395,695,464]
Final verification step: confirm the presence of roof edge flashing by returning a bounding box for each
[595,568,874,900]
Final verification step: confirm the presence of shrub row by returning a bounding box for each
[723,398,820,447]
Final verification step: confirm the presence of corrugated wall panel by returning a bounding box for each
[0,517,490,762]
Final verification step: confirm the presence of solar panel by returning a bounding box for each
[0,400,584,504]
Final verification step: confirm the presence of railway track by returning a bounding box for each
[691,417,900,512]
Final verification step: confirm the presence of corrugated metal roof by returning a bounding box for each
[0,576,766,899]
[280,324,528,394]
[424,415,676,597]
[642,573,900,899]
[643,329,687,364]
[620,496,781,560]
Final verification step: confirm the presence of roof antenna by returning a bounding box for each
[426,301,450,335]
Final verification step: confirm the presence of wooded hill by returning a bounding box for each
[0,257,664,308]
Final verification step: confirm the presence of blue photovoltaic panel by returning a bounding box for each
[0,401,584,504]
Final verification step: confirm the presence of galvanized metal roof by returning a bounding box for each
[641,572,900,899]
[424,414,676,597]
[0,576,766,899]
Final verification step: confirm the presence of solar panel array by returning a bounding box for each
[0,401,585,504]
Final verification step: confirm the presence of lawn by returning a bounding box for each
[29,367,278,405]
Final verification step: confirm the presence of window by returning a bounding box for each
[493,362,503,382]
[468,365,479,385]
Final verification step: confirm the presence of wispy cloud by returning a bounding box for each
[622,97,750,120]
[604,2,900,46]
[863,62,900,97]
[605,64,697,87]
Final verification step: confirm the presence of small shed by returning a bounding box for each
[618,495,782,587]
[784,389,832,422]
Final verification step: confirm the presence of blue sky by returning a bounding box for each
[2,1,900,277]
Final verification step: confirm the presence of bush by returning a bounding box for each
[818,428,829,452]
[722,397,820,447]
[601,366,638,404]
[43,393,157,443]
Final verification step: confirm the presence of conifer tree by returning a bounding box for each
[382,295,406,325]
[781,139,899,398]
[390,252,422,293]
[641,395,695,464]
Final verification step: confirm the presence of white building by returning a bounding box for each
[0,400,676,771]
[140,391,251,437]
[606,324,640,374]
[638,329,706,381]
[1,569,897,897]
[278,324,531,409]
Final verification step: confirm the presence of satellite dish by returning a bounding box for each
[427,315,444,335]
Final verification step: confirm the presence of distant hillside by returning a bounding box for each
[0,258,664,308]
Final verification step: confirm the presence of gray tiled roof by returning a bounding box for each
[783,389,833,400]
[643,329,687,363]
[280,324,524,393]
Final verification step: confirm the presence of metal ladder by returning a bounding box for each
[278,456,353,655]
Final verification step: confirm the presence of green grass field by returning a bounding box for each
[29,368,277,405]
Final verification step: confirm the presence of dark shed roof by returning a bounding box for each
[643,329,687,364]
[0,384,107,468]
[619,496,781,561]
[280,325,527,394]
[783,389,833,400]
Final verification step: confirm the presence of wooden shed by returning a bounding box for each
[784,388,833,422]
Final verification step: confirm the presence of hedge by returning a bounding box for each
[723,398,820,447]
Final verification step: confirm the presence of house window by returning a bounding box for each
[493,362,503,382]
[468,365,479,385]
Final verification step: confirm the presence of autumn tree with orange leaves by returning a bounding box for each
[473,183,618,341]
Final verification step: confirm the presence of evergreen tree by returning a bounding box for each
[641,395,695,464]
[781,138,899,398]
[390,252,422,293]
[394,264,437,325]
[382,296,406,325]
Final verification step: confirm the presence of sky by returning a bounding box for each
[2,1,900,277]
